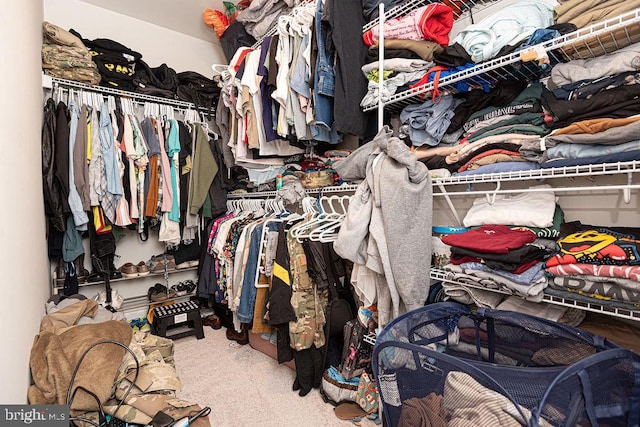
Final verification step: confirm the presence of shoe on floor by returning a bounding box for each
[202,314,222,329]
[225,327,248,345]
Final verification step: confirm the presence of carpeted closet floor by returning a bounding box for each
[173,327,377,427]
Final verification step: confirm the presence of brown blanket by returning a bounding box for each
[28,320,132,412]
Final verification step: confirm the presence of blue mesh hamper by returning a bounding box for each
[372,302,640,427]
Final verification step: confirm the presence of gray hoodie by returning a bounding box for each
[334,126,433,326]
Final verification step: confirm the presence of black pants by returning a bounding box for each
[293,345,325,394]
[88,213,116,272]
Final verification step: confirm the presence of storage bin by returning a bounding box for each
[432,226,467,267]
[372,302,640,427]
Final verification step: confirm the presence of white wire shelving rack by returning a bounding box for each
[43,75,213,113]
[430,269,640,322]
[250,0,317,49]
[227,183,361,199]
[432,160,640,186]
[228,161,640,199]
[363,0,498,33]
[363,8,640,113]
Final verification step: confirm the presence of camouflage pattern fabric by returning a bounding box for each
[103,393,211,427]
[115,334,180,395]
[42,44,101,85]
[287,230,329,351]
[135,330,175,367]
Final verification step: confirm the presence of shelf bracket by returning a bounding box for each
[485,180,501,205]
[436,182,463,226]
[377,2,385,131]
[623,172,633,204]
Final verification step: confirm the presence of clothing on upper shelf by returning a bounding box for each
[554,0,640,29]
[452,0,554,63]
[362,3,454,47]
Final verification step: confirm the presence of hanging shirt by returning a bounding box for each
[87,107,102,207]
[121,114,139,221]
[167,119,181,222]
[155,117,173,213]
[67,99,89,231]
[97,103,122,223]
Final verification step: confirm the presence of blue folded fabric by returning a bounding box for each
[328,366,361,386]
[540,150,640,168]
[455,161,541,176]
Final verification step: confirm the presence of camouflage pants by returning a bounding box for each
[287,232,328,351]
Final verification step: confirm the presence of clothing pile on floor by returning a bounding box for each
[28,295,211,426]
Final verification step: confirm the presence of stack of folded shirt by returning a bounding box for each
[544,221,640,310]
[441,225,554,304]
[539,42,640,168]
[41,21,101,85]
[418,80,550,174]
[436,186,559,306]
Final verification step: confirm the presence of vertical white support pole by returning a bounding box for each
[377,3,385,131]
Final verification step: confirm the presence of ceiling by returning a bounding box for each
[80,0,226,43]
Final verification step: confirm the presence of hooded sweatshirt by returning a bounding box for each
[334,126,433,327]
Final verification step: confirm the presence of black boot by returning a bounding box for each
[88,254,108,283]
[54,258,65,286]
[108,253,122,280]
[74,253,89,283]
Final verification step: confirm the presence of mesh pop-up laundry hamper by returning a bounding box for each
[372,302,640,427]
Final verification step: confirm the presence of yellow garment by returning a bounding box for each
[551,116,640,136]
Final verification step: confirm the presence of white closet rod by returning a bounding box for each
[46,76,209,112]
[377,3,385,131]
[434,183,640,198]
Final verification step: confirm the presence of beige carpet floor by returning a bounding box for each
[173,327,377,427]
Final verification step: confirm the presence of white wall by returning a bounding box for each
[44,0,226,76]
[0,0,48,404]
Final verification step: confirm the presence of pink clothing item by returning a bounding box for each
[546,263,640,282]
[441,225,536,254]
[363,3,453,47]
[155,118,173,213]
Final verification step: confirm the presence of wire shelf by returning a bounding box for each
[363,8,640,112]
[227,183,361,199]
[363,0,498,32]
[231,161,640,199]
[432,160,640,186]
[45,76,212,112]
[430,269,640,322]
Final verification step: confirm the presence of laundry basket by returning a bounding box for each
[372,302,640,427]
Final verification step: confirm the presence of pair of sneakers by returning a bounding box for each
[119,261,151,278]
[170,280,197,296]
[147,254,177,273]
[147,283,176,302]
[129,317,151,332]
